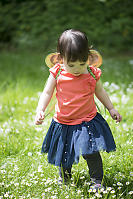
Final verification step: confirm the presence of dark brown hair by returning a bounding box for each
[57,29,89,63]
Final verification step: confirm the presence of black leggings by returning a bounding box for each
[59,152,103,181]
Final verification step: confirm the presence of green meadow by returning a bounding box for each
[0,50,133,198]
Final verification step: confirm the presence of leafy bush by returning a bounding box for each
[0,0,133,51]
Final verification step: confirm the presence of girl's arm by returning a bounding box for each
[95,79,122,122]
[35,74,56,125]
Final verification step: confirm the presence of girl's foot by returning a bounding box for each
[90,178,105,192]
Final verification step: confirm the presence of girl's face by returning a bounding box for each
[63,58,88,76]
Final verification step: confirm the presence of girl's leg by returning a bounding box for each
[82,152,103,183]
[59,166,72,183]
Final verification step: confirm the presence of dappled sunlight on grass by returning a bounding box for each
[0,51,133,198]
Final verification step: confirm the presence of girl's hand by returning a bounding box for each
[109,108,122,123]
[35,111,45,125]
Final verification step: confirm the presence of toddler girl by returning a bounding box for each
[35,29,122,190]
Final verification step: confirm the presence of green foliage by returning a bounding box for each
[0,0,133,51]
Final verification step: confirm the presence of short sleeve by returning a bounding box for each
[49,64,61,79]
[89,66,102,81]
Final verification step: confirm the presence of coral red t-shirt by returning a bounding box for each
[49,64,102,125]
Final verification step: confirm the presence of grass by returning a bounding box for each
[0,49,133,198]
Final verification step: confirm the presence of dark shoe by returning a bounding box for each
[90,178,105,192]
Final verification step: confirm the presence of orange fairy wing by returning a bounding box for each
[87,50,102,68]
[45,53,63,68]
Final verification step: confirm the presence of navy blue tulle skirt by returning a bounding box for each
[41,113,116,168]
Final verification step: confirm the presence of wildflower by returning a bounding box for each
[1,170,6,174]
[26,182,31,186]
[36,152,42,156]
[33,180,38,184]
[23,97,29,104]
[21,180,25,185]
[0,183,4,187]
[5,128,11,134]
[71,183,75,187]
[117,182,123,186]
[0,128,4,134]
[110,94,119,103]
[15,129,19,133]
[126,181,130,185]
[45,178,52,185]
[128,191,133,195]
[104,81,109,87]
[14,165,19,171]
[103,190,108,194]
[93,189,97,193]
[77,190,81,194]
[111,190,115,194]
[41,173,44,177]
[113,183,116,186]
[11,107,15,112]
[31,97,36,101]
[35,127,43,132]
[4,193,9,198]
[51,196,57,199]
[9,195,14,198]
[19,120,24,125]
[88,188,93,193]
[109,83,120,93]
[122,123,128,131]
[95,193,102,198]
[121,95,129,104]
[37,92,42,97]
[106,187,112,191]
[80,176,85,179]
[38,165,43,172]
[45,187,52,192]
[28,152,32,156]
[112,195,116,198]
[13,119,17,123]
[53,179,58,183]
[118,187,122,190]
[42,193,45,197]
[99,188,104,193]
[14,183,19,187]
